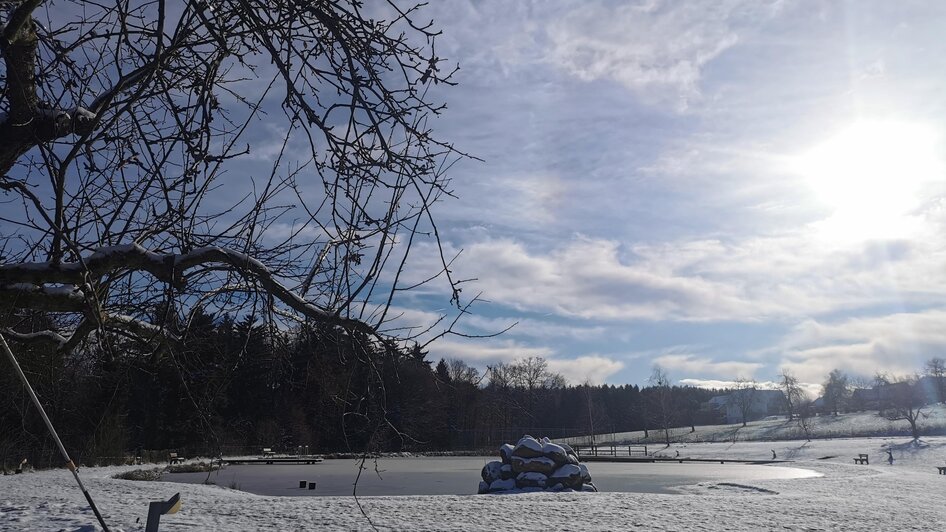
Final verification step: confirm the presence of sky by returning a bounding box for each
[24,0,946,394]
[355,0,946,392]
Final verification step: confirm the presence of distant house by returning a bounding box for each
[706,389,786,424]
[847,376,945,413]
[850,388,879,410]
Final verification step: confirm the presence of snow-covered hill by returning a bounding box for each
[560,403,946,446]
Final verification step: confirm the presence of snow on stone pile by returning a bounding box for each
[478,435,596,493]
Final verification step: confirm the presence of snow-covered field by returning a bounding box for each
[559,404,946,446]
[3,436,946,531]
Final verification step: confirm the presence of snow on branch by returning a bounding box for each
[0,283,86,312]
[0,243,373,333]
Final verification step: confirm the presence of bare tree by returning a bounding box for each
[0,3,469,523]
[0,2,476,375]
[779,369,806,420]
[924,357,946,403]
[821,369,850,416]
[647,365,674,445]
[447,359,481,385]
[795,399,814,441]
[731,377,757,427]
[873,372,892,416]
[885,374,929,442]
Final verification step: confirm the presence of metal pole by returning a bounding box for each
[0,333,111,532]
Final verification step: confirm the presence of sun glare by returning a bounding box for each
[795,121,943,241]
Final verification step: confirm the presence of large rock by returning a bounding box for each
[476,435,595,495]
[510,455,556,475]
[488,478,516,492]
[516,471,547,489]
[482,461,503,484]
[512,436,545,458]
[548,464,583,489]
[560,443,580,464]
[542,442,568,465]
[499,444,515,464]
[579,464,592,483]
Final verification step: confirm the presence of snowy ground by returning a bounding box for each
[3,437,946,531]
[558,404,946,446]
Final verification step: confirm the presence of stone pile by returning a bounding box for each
[477,435,596,493]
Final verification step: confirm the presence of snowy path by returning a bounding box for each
[3,437,946,531]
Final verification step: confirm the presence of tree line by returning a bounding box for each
[0,311,724,467]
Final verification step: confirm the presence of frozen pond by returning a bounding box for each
[164,457,820,496]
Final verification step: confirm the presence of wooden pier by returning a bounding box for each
[219,457,324,465]
[579,456,790,464]
[574,445,789,465]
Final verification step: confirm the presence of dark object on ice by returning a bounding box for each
[936,466,946,475]
[168,452,184,465]
[145,492,181,532]
[308,482,316,490]
[886,450,893,465]
[771,450,776,460]
[853,453,869,465]
[299,480,307,488]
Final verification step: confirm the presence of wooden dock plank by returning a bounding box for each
[219,457,324,465]
[578,456,791,464]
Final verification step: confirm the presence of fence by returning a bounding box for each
[574,444,648,457]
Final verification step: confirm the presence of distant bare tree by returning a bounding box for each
[647,365,674,445]
[731,377,757,427]
[873,372,892,416]
[447,359,482,385]
[822,369,850,416]
[924,357,946,403]
[779,369,806,420]
[885,374,929,442]
[795,399,814,441]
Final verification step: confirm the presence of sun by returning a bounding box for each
[794,121,943,241]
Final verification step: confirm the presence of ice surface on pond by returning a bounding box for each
[163,456,818,496]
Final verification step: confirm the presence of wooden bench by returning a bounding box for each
[260,448,277,463]
[168,452,184,465]
[937,466,946,475]
[853,453,868,465]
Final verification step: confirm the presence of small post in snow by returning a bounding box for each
[145,492,181,532]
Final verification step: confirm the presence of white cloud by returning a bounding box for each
[426,337,622,385]
[773,310,946,383]
[678,378,820,399]
[546,355,625,385]
[430,338,554,364]
[653,353,762,379]
[544,0,783,109]
[414,225,946,324]
[458,314,611,342]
